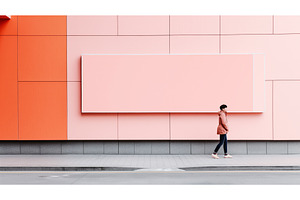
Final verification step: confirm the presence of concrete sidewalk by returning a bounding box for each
[1,154,300,171]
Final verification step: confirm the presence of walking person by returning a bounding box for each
[212,104,232,159]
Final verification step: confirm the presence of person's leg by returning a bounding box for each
[224,133,233,158]
[223,134,228,155]
[213,134,225,154]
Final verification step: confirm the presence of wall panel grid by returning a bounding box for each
[3,15,300,142]
[3,16,300,36]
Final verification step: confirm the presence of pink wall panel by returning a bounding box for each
[170,15,219,34]
[67,82,118,140]
[118,15,169,35]
[274,16,300,34]
[67,36,169,81]
[171,113,219,140]
[170,36,219,53]
[118,113,169,140]
[171,81,272,140]
[253,54,265,112]
[221,15,272,34]
[227,81,272,140]
[67,16,117,35]
[82,54,255,112]
[221,34,300,80]
[273,81,300,140]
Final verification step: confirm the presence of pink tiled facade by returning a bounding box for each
[1,15,299,141]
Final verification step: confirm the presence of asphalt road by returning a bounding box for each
[1,170,300,184]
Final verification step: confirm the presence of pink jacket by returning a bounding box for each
[217,110,229,135]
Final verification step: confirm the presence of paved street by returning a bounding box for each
[1,155,300,184]
[1,170,300,184]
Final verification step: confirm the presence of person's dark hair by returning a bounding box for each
[220,104,227,110]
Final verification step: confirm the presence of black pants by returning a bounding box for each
[213,134,227,154]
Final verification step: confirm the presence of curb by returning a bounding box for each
[1,166,300,171]
[180,166,300,171]
[0,167,142,171]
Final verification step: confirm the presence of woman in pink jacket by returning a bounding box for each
[212,104,233,159]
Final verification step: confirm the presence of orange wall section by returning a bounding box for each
[0,15,18,35]
[18,36,67,81]
[18,82,67,140]
[18,16,66,35]
[0,36,18,140]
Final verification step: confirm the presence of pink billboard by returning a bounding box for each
[81,54,264,113]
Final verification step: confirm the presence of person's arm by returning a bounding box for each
[220,112,229,131]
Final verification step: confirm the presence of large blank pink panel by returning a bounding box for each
[221,15,272,34]
[67,16,117,35]
[273,81,300,140]
[171,81,272,140]
[82,54,254,112]
[67,36,169,81]
[170,15,219,34]
[67,82,118,140]
[170,36,219,53]
[118,113,169,140]
[221,34,300,80]
[118,15,169,35]
[274,16,300,33]
[253,54,265,111]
